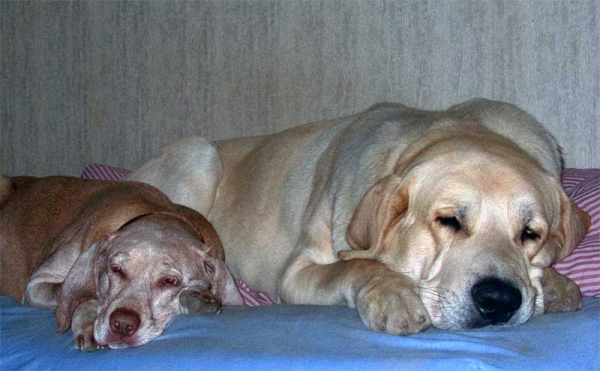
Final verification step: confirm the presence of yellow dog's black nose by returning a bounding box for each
[471,277,522,325]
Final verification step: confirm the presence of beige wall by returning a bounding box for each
[1,0,598,177]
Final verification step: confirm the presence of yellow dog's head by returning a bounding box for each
[344,125,589,329]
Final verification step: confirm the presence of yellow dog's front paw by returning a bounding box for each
[542,268,582,313]
[357,278,431,335]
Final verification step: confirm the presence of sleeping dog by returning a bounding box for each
[0,176,242,351]
[127,99,589,334]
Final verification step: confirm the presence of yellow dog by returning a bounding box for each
[128,99,589,334]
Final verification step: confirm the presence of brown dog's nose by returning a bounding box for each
[109,308,141,337]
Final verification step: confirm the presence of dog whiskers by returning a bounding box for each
[418,285,463,326]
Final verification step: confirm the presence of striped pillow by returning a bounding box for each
[554,168,600,297]
[82,164,600,299]
[81,163,131,181]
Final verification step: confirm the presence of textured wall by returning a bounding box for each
[1,0,598,176]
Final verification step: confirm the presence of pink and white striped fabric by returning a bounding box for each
[81,163,131,181]
[82,164,600,300]
[554,168,600,297]
[235,280,277,306]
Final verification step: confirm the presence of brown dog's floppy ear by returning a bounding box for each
[54,196,161,332]
[165,205,244,306]
[341,175,408,261]
[164,204,226,260]
[532,183,590,267]
[0,174,13,207]
[202,257,244,306]
[54,240,107,332]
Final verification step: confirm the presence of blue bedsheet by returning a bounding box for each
[1,296,598,371]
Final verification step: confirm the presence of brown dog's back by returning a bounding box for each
[0,176,113,301]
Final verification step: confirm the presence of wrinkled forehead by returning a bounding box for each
[115,215,203,247]
[107,221,206,273]
[410,157,556,217]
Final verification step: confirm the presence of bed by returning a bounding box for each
[1,166,598,371]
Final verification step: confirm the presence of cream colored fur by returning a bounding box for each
[127,99,589,334]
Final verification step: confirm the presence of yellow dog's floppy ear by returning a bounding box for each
[532,182,590,267]
[342,175,408,261]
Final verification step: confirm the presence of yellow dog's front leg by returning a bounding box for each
[279,254,431,335]
[542,267,582,313]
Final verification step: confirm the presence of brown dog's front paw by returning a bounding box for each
[71,299,100,352]
[75,332,98,352]
[73,319,98,352]
[542,268,582,313]
[357,278,431,335]
[179,287,222,315]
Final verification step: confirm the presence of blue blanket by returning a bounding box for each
[1,296,598,370]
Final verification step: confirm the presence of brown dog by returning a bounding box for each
[0,175,242,351]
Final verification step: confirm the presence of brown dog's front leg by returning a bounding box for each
[71,299,100,352]
[179,286,222,315]
[541,267,582,313]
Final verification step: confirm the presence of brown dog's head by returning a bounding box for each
[55,198,242,349]
[344,126,589,330]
